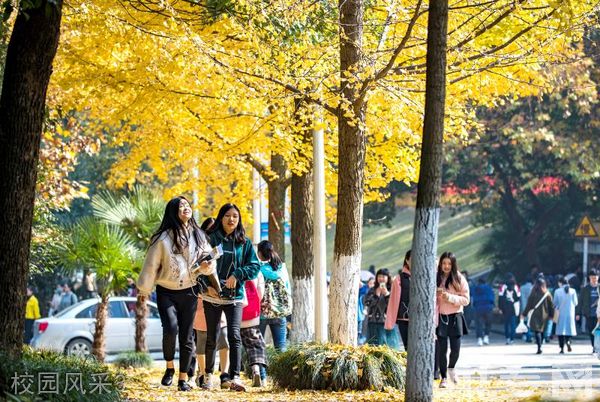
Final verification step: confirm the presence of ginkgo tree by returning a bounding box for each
[47,0,598,346]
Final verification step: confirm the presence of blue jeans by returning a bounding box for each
[367,322,386,345]
[544,320,554,340]
[259,318,287,351]
[504,315,516,341]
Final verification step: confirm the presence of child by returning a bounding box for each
[241,275,267,387]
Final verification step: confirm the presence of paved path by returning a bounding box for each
[456,331,600,392]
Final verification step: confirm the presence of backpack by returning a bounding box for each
[261,277,292,319]
[242,280,260,321]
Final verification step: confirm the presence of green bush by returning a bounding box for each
[268,343,406,391]
[0,347,123,402]
[113,351,153,369]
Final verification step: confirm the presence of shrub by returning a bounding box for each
[0,347,123,401]
[268,343,406,391]
[113,351,153,369]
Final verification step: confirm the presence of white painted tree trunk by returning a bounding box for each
[405,0,448,400]
[291,277,314,342]
[329,254,361,345]
[406,208,439,401]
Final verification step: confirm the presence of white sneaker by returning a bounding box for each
[448,368,458,384]
[200,373,214,390]
[483,335,489,345]
[477,337,483,346]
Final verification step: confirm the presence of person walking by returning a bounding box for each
[576,269,599,353]
[435,252,470,388]
[58,282,78,313]
[200,203,261,392]
[521,277,553,354]
[257,240,291,352]
[137,196,214,391]
[499,277,520,344]
[192,293,229,389]
[48,283,63,316]
[520,274,534,343]
[24,286,41,344]
[553,276,578,354]
[364,268,392,345]
[241,275,267,387]
[472,278,494,346]
[385,250,411,351]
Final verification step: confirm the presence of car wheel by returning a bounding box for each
[65,338,92,358]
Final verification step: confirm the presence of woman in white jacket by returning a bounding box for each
[137,196,214,391]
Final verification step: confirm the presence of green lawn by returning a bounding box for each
[325,207,492,276]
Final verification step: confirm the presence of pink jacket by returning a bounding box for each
[437,273,470,315]
[385,268,443,330]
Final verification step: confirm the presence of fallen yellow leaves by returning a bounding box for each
[120,367,600,402]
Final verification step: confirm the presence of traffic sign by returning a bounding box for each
[575,215,598,238]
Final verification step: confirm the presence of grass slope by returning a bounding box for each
[326,207,492,275]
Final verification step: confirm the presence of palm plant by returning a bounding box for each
[59,217,141,362]
[92,188,164,352]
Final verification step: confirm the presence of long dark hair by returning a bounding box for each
[257,240,283,270]
[150,196,202,254]
[403,249,411,272]
[376,268,392,290]
[437,251,461,290]
[209,203,246,244]
[200,217,215,232]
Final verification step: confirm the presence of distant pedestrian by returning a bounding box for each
[576,269,599,353]
[472,278,494,346]
[24,286,41,344]
[520,274,534,343]
[365,268,392,345]
[553,276,578,354]
[435,252,470,388]
[522,278,553,354]
[58,283,78,313]
[385,250,411,351]
[48,283,63,316]
[499,277,520,344]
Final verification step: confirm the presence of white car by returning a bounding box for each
[31,296,163,357]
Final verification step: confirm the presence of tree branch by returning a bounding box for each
[358,0,423,101]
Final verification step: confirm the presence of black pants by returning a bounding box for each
[586,317,597,348]
[156,285,198,374]
[397,320,409,351]
[437,335,461,379]
[535,331,543,351]
[24,319,34,344]
[204,301,243,379]
[558,335,572,351]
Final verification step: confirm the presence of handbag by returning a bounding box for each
[526,292,549,327]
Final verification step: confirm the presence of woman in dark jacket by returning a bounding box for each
[200,203,260,392]
[522,277,554,354]
[364,268,392,345]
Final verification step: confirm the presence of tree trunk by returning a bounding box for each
[268,152,287,261]
[290,120,315,343]
[405,1,448,401]
[0,0,63,356]
[330,0,366,345]
[92,294,109,362]
[135,294,148,353]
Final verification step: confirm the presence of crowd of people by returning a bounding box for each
[23,195,600,391]
[356,256,600,388]
[136,198,291,392]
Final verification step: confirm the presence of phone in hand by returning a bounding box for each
[379,282,386,289]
